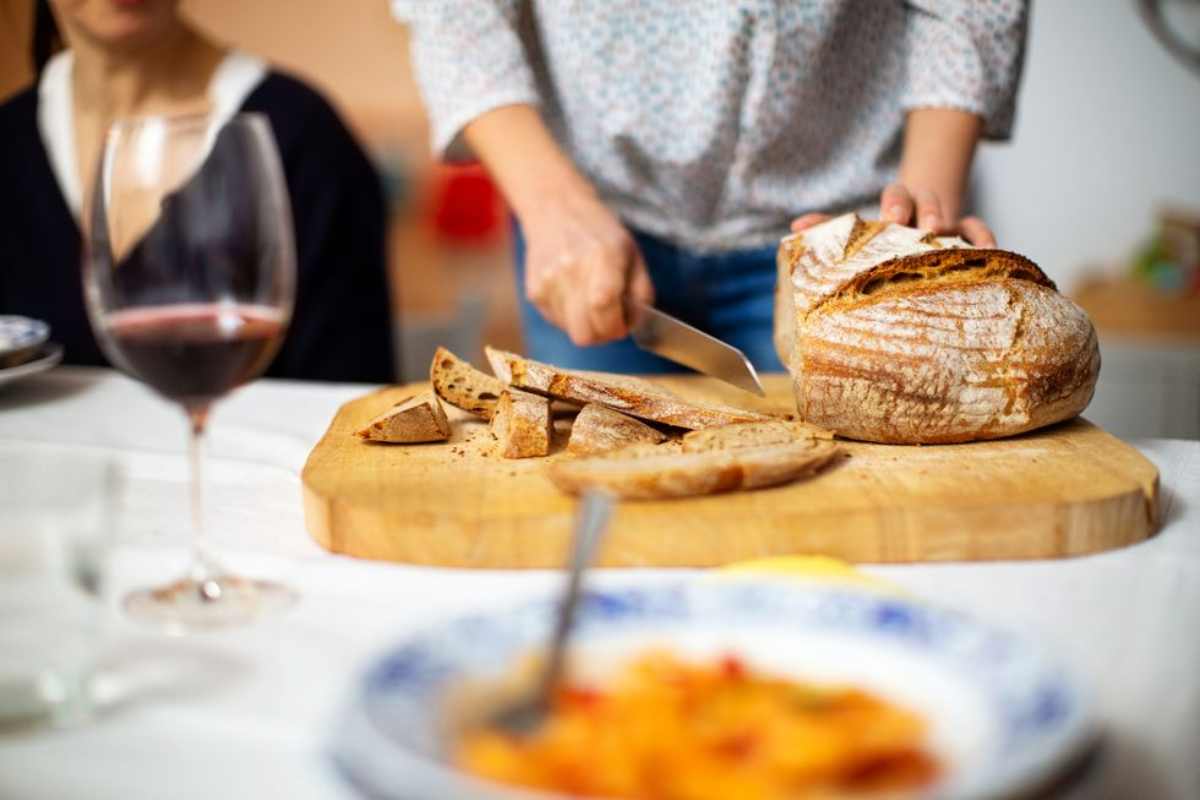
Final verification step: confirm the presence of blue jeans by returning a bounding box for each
[513,225,784,374]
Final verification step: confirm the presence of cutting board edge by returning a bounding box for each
[305,482,1159,568]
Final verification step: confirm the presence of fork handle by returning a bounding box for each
[539,490,615,703]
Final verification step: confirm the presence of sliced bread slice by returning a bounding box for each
[567,404,668,456]
[356,392,450,443]
[546,438,839,500]
[430,347,506,420]
[491,388,552,458]
[485,347,774,430]
[681,420,834,453]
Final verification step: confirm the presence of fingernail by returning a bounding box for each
[920,214,940,231]
[886,205,906,223]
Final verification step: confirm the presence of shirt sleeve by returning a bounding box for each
[901,0,1029,140]
[393,0,541,159]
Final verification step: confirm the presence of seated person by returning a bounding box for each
[0,0,395,383]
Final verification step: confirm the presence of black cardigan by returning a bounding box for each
[0,71,395,383]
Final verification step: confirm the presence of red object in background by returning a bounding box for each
[427,164,506,247]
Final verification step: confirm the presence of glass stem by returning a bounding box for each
[187,406,215,582]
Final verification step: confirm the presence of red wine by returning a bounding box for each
[106,304,285,408]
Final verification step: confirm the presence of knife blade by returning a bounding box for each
[627,301,765,396]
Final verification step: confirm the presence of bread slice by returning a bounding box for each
[485,347,774,430]
[430,347,506,421]
[567,404,668,456]
[491,389,552,458]
[546,439,839,500]
[681,420,834,453]
[774,214,1100,444]
[356,392,450,443]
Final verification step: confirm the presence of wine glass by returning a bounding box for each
[83,112,297,632]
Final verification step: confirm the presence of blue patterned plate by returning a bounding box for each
[0,315,50,359]
[332,580,1094,800]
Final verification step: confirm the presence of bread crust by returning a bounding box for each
[356,392,450,443]
[567,404,667,456]
[430,347,506,420]
[485,347,773,430]
[775,214,1101,444]
[491,389,552,458]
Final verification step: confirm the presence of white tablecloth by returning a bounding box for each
[0,368,1196,800]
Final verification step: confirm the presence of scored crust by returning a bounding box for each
[546,438,840,500]
[774,214,1100,444]
[356,391,450,443]
[567,404,667,456]
[430,347,506,420]
[485,347,773,430]
[491,388,552,458]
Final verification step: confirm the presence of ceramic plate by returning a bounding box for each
[331,580,1094,800]
[0,315,50,361]
[0,343,63,387]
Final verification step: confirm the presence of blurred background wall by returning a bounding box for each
[2,0,1197,437]
[976,1,1200,289]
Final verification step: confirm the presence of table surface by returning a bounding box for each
[0,367,1197,800]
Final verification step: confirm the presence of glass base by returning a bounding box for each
[122,573,296,634]
[0,671,92,734]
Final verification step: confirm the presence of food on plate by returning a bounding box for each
[491,388,553,458]
[456,651,938,799]
[431,346,506,420]
[547,437,839,500]
[682,419,834,452]
[567,403,668,456]
[774,213,1101,444]
[355,391,450,443]
[485,346,775,430]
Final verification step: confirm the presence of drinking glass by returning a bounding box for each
[83,112,297,631]
[0,445,119,729]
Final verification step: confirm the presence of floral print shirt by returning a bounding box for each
[396,1,1027,252]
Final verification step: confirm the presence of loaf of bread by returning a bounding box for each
[567,404,667,456]
[681,420,834,452]
[356,392,450,443]
[431,347,505,421]
[491,389,552,458]
[547,437,838,500]
[774,214,1101,444]
[485,347,773,430]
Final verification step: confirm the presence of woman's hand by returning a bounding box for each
[521,189,655,346]
[463,104,655,346]
[789,183,996,246]
[791,109,995,247]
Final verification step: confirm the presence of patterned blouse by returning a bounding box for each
[395,1,1027,253]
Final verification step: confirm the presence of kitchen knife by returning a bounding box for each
[627,301,765,396]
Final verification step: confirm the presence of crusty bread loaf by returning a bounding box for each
[485,347,773,430]
[491,389,552,458]
[430,347,505,420]
[681,420,834,452]
[567,404,667,456]
[356,392,450,443]
[774,214,1101,444]
[546,438,839,500]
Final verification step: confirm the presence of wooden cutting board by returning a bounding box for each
[301,375,1159,568]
